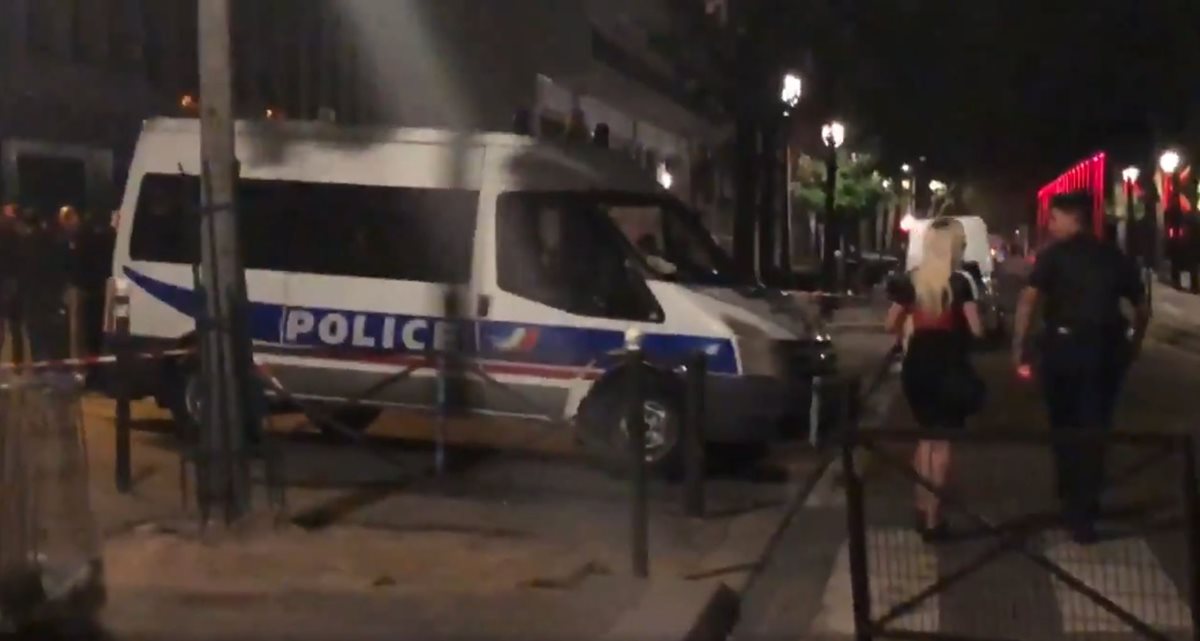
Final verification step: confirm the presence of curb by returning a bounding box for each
[1149,322,1200,357]
[603,452,838,641]
[605,349,901,641]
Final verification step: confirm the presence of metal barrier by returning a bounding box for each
[0,373,102,631]
[253,338,715,576]
[840,426,1199,641]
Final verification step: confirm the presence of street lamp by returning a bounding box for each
[1122,166,1140,256]
[881,178,892,190]
[821,121,846,290]
[1160,150,1182,175]
[929,179,947,194]
[901,163,912,174]
[821,121,846,149]
[781,72,802,111]
[901,178,912,190]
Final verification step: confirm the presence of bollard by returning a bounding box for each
[625,330,649,578]
[112,278,132,494]
[808,376,823,447]
[682,351,707,518]
[431,343,447,476]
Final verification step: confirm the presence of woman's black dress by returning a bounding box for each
[893,271,979,429]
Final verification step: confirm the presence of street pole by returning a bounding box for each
[781,143,793,277]
[197,0,254,524]
[822,146,837,291]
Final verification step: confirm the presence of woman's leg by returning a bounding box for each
[913,440,934,522]
[924,440,952,526]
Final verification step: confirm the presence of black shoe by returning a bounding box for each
[912,516,950,544]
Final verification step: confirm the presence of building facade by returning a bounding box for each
[1,0,730,229]
[0,0,183,215]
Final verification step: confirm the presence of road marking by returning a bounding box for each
[812,529,939,635]
[1046,535,1192,633]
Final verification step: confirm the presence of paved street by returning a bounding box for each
[733,336,1200,641]
[27,303,893,641]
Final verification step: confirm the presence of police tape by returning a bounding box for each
[0,347,195,372]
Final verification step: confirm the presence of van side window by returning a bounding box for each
[496,192,661,322]
[129,174,200,264]
[129,174,478,284]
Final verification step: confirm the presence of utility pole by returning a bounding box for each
[197,0,254,524]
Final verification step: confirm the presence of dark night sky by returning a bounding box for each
[807,0,1200,205]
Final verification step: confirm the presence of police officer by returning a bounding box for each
[1012,190,1149,543]
[0,203,18,361]
[17,207,72,363]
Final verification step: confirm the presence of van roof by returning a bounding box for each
[141,117,539,148]
[138,117,661,191]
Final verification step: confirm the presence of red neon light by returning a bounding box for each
[1036,152,1107,238]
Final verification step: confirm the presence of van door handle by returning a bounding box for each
[476,294,492,318]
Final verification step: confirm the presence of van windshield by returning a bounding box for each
[500,191,741,288]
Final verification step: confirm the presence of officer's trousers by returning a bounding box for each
[1039,330,1129,523]
[24,297,70,364]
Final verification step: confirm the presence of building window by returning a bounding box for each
[27,0,71,57]
[71,0,110,62]
[107,0,144,68]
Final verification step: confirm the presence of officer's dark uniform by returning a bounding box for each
[0,216,16,359]
[1028,232,1144,528]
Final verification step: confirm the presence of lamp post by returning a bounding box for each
[821,121,845,291]
[1122,166,1140,257]
[1159,150,1192,291]
[928,179,948,217]
[780,72,802,275]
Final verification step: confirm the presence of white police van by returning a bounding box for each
[110,118,834,470]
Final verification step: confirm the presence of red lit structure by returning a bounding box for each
[1036,152,1107,239]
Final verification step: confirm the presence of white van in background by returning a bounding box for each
[108,118,835,471]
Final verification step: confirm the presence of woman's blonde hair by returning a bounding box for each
[912,218,966,315]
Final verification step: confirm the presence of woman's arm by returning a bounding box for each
[962,301,985,338]
[885,302,909,335]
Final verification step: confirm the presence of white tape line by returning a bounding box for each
[1046,535,1192,633]
[812,529,940,635]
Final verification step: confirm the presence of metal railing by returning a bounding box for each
[0,373,103,632]
[840,425,1200,641]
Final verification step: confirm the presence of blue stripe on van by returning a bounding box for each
[123,267,740,375]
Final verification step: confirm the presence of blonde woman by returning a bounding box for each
[885,218,985,541]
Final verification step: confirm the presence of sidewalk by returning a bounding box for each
[14,297,900,640]
[736,343,1200,641]
[79,400,800,641]
[1149,283,1200,355]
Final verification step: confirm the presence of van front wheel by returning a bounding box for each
[576,372,683,478]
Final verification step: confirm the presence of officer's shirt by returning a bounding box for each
[1029,234,1143,330]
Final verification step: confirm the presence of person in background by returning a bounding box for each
[1011,191,1148,543]
[81,210,117,358]
[59,206,87,359]
[18,207,72,363]
[0,203,18,361]
[886,218,985,541]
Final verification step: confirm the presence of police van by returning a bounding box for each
[110,117,834,470]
